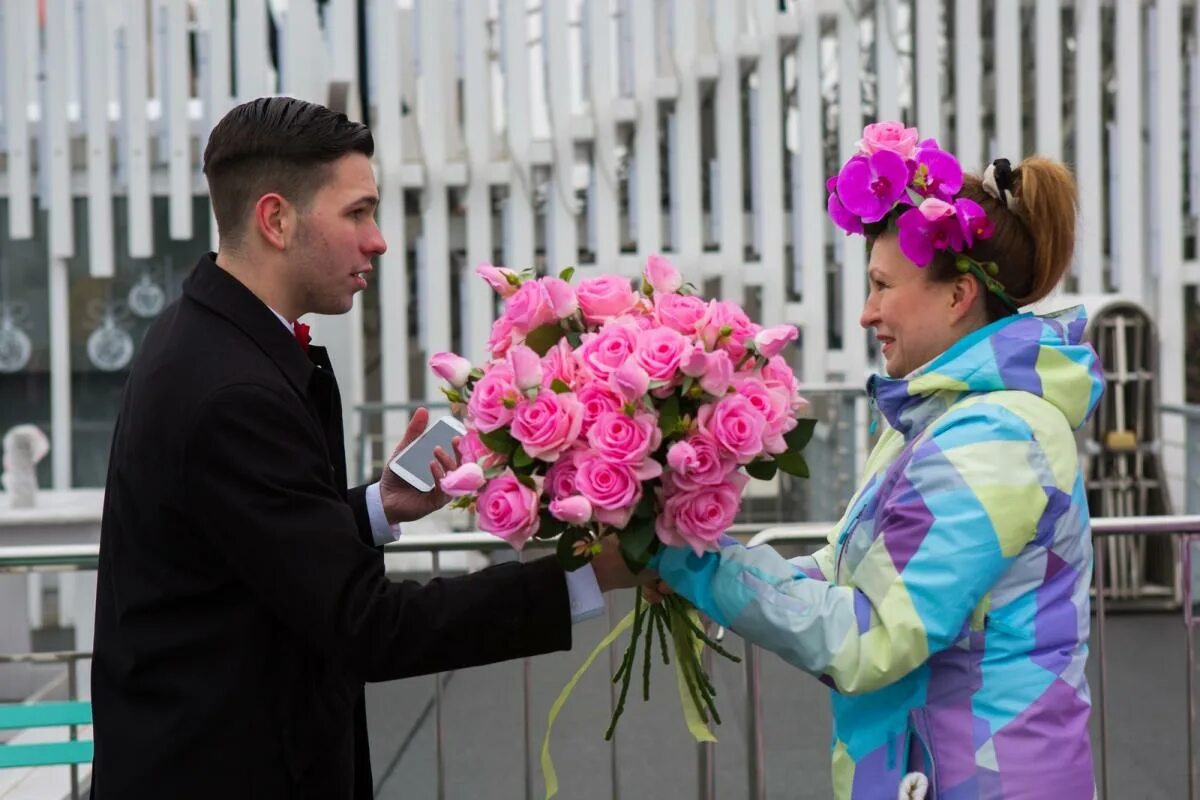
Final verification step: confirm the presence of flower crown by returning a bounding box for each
[826,122,1018,313]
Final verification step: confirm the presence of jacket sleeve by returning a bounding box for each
[183,382,572,683]
[656,405,1051,695]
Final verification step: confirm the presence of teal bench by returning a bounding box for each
[0,701,93,769]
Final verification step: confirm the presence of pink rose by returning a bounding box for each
[735,377,791,454]
[576,275,636,324]
[666,433,738,491]
[656,473,749,556]
[542,276,579,319]
[541,339,581,389]
[610,360,651,402]
[575,457,642,529]
[429,352,473,388]
[549,495,593,525]
[575,383,624,435]
[753,325,799,359]
[698,300,759,361]
[467,364,520,432]
[697,394,768,463]
[510,391,584,462]
[476,262,520,298]
[487,314,518,358]
[577,322,639,381]
[857,122,920,160]
[643,254,683,294]
[698,349,734,397]
[586,411,662,466]
[507,344,544,391]
[476,471,541,549]
[459,429,506,469]
[505,281,557,333]
[544,453,581,499]
[654,293,708,335]
[440,462,486,496]
[635,327,689,381]
[761,355,798,395]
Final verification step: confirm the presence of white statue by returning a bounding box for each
[2,424,50,508]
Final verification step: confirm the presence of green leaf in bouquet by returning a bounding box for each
[745,459,778,481]
[550,379,571,394]
[632,492,656,520]
[556,526,599,571]
[565,331,583,348]
[535,508,568,541]
[515,472,537,490]
[784,417,817,454]
[617,517,657,573]
[512,446,534,469]
[438,386,462,403]
[524,322,566,356]
[469,367,485,380]
[479,428,517,456]
[657,394,680,437]
[558,266,576,282]
[774,451,810,479]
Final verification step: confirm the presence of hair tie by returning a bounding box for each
[982,158,1019,211]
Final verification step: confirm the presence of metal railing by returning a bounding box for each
[2,515,1197,799]
[745,515,1200,800]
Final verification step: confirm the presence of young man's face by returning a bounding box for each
[289,153,387,316]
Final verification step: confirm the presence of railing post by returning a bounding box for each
[745,644,765,800]
[68,655,79,800]
[432,550,445,800]
[1094,529,1110,799]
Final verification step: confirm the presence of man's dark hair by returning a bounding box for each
[202,96,374,244]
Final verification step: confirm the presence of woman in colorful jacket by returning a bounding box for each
[653,125,1103,799]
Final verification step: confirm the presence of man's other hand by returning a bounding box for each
[590,534,657,593]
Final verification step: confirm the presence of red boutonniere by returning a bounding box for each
[293,321,311,352]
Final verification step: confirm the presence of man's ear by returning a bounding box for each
[253,193,291,251]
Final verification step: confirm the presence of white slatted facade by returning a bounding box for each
[0,0,1197,500]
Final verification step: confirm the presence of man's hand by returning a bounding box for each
[379,408,461,524]
[590,534,658,593]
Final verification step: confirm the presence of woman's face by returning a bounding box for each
[859,235,969,378]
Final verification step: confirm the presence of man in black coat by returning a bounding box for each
[90,97,640,798]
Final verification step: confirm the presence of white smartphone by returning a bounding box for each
[387,415,466,492]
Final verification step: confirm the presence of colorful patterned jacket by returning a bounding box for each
[656,308,1104,799]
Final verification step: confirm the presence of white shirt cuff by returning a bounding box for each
[564,563,605,624]
[366,482,403,546]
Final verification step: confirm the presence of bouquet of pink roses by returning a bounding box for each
[429,255,813,743]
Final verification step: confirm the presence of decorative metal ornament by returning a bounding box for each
[86,302,134,372]
[127,271,166,318]
[0,303,32,374]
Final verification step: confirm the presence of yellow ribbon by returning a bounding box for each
[541,608,636,799]
[674,609,717,744]
[540,605,718,798]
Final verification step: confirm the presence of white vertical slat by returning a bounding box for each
[1075,0,1103,293]
[46,0,74,259]
[2,2,33,238]
[1154,0,1185,505]
[166,0,193,240]
[1,3,32,239]
[994,0,1021,159]
[1191,16,1200,221]
[503,0,536,273]
[283,0,326,102]
[84,0,114,279]
[203,0,234,252]
[50,254,71,489]
[542,0,577,270]
[797,1,826,382]
[463,0,495,365]
[631,0,661,256]
[1116,0,1143,299]
[235,0,269,101]
[671,0,702,280]
[714,0,744,301]
[838,2,865,381]
[419,0,452,402]
[954,0,981,171]
[875,0,898,123]
[914,0,941,141]
[587,0,621,272]
[753,0,785,324]
[372,0,409,441]
[1035,0,1062,159]
[124,0,154,258]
